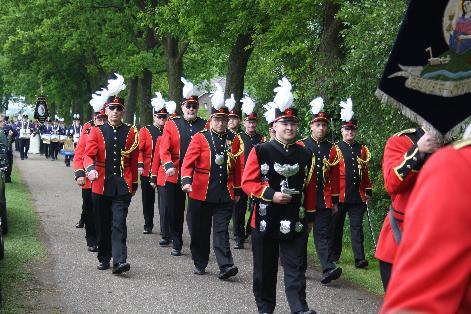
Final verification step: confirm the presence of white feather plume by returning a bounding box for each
[225,94,236,112]
[241,96,256,115]
[340,98,354,122]
[151,92,166,113]
[89,88,108,113]
[263,102,276,124]
[310,97,324,115]
[181,77,194,99]
[107,73,126,96]
[273,77,294,112]
[165,101,177,115]
[210,83,225,110]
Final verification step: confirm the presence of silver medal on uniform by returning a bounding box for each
[295,221,303,233]
[215,154,224,165]
[259,203,267,216]
[260,163,269,175]
[260,220,267,232]
[280,220,291,234]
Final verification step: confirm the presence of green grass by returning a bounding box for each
[0,166,47,313]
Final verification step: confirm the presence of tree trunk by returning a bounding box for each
[224,32,254,104]
[318,3,344,63]
[137,69,153,127]
[125,76,138,124]
[163,34,187,114]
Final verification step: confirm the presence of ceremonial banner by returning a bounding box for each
[376,0,471,139]
[34,95,49,124]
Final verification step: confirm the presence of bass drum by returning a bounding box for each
[41,134,51,144]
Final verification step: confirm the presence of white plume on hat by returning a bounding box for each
[165,101,177,115]
[241,95,256,115]
[181,77,194,99]
[107,73,126,97]
[151,92,166,113]
[225,94,236,112]
[310,97,324,115]
[89,88,108,113]
[340,98,354,122]
[263,101,276,124]
[210,83,225,110]
[273,77,294,112]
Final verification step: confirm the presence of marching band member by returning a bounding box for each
[242,78,317,314]
[50,118,64,161]
[329,99,372,269]
[298,97,342,284]
[65,114,82,167]
[2,116,17,182]
[84,74,139,274]
[138,92,168,234]
[226,94,242,134]
[17,113,34,160]
[233,95,265,249]
[159,77,206,257]
[73,92,108,251]
[181,83,242,279]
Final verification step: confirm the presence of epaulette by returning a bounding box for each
[171,116,181,120]
[199,129,208,133]
[394,128,417,137]
[300,136,308,142]
[452,139,471,150]
[146,124,151,128]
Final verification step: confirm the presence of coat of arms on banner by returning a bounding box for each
[390,0,471,97]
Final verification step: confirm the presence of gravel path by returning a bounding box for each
[16,152,381,313]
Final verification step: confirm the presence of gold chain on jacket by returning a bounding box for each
[322,145,341,183]
[357,146,371,179]
[121,126,139,170]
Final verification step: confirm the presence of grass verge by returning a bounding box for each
[0,166,47,313]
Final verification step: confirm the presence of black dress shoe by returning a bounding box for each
[112,262,130,274]
[159,238,171,246]
[193,267,206,275]
[234,242,244,249]
[321,267,342,284]
[170,249,182,256]
[97,262,110,270]
[355,259,369,269]
[143,228,153,234]
[218,265,238,280]
[295,310,317,314]
[88,245,98,252]
[75,219,85,228]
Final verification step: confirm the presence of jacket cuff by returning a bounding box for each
[86,164,95,173]
[132,183,138,192]
[74,169,86,180]
[138,162,144,169]
[164,161,175,171]
[365,188,373,197]
[234,187,241,197]
[394,145,424,180]
[181,176,192,186]
[331,195,339,205]
[262,187,276,202]
[150,175,157,184]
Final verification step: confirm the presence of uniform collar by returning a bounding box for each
[107,122,123,129]
[245,131,257,138]
[273,137,296,149]
[342,139,357,146]
[211,128,227,137]
[310,135,326,144]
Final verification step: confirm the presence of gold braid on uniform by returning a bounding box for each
[322,145,341,183]
[357,146,371,179]
[121,126,139,170]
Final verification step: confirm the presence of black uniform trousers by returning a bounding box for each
[188,198,234,270]
[252,228,309,314]
[92,193,131,264]
[329,202,366,262]
[311,207,337,273]
[50,142,60,160]
[19,138,30,159]
[157,186,170,239]
[5,150,13,180]
[82,188,97,247]
[140,175,155,230]
[232,191,249,242]
[165,181,187,250]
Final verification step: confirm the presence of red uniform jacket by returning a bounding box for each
[138,125,162,177]
[381,142,471,314]
[375,128,426,263]
[180,130,242,201]
[84,123,139,195]
[73,121,93,189]
[159,117,206,184]
[336,141,372,203]
[150,136,166,187]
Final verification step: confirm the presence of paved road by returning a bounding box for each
[16,152,381,313]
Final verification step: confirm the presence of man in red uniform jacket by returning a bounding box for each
[375,128,440,290]
[381,139,471,314]
[73,109,107,252]
[84,95,139,275]
[181,100,242,279]
[159,93,206,256]
[138,105,168,234]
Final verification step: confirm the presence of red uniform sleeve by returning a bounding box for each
[73,124,89,179]
[84,127,99,173]
[160,121,175,170]
[180,133,201,186]
[150,136,162,184]
[383,136,422,195]
[138,127,147,169]
[381,147,471,314]
[241,148,275,202]
[329,145,340,203]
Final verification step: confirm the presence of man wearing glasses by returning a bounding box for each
[138,104,168,235]
[159,79,206,257]
[85,91,139,275]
